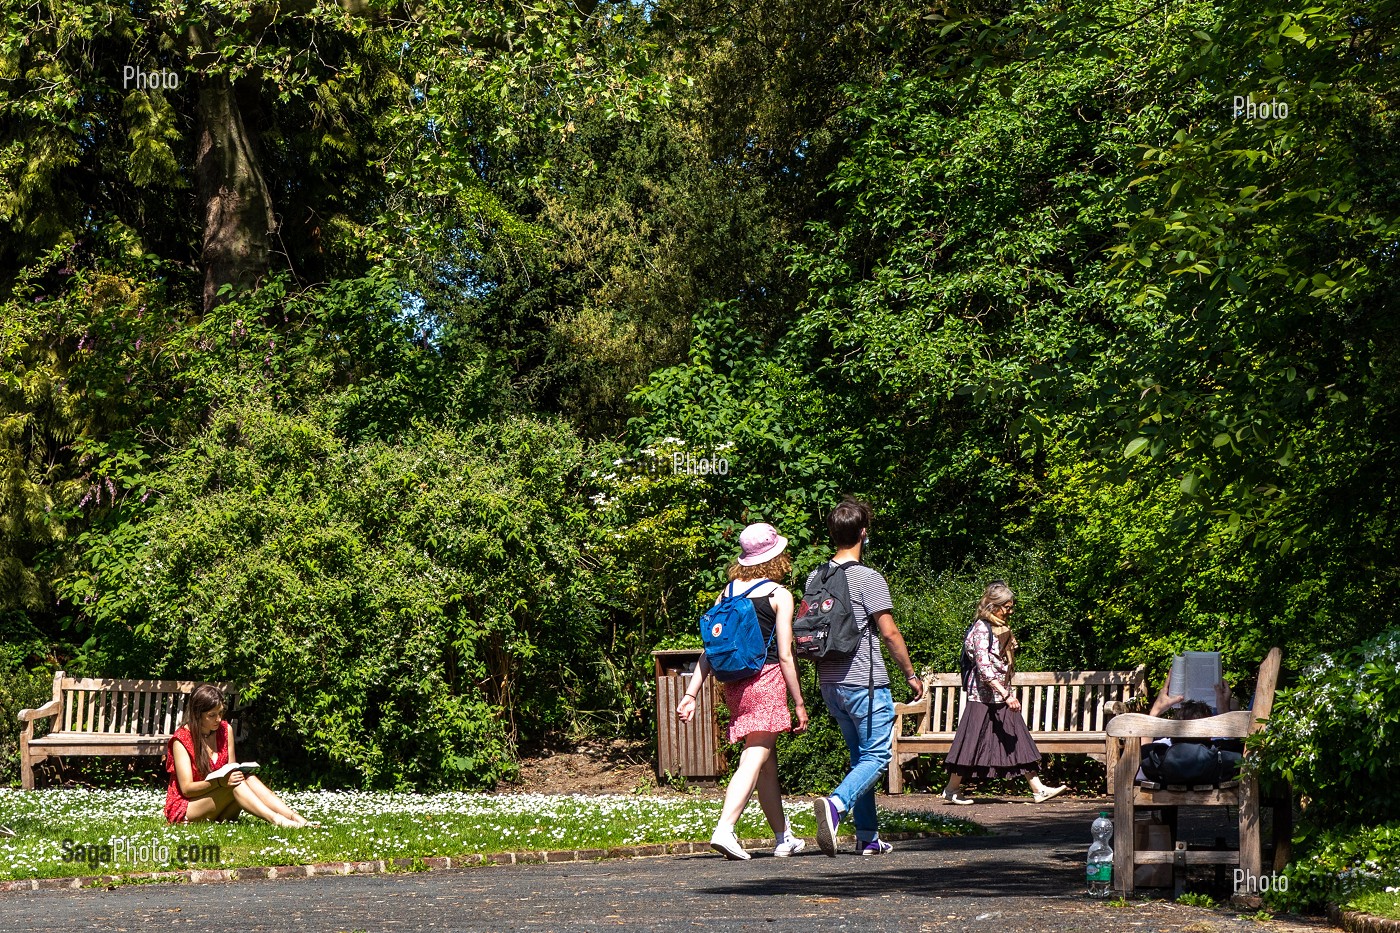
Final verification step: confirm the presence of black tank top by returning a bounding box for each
[747,588,780,665]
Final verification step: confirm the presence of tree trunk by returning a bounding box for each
[194,73,276,312]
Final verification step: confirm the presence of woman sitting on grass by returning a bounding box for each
[165,684,310,827]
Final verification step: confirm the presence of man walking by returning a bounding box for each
[809,497,924,856]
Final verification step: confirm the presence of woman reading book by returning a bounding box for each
[165,684,310,827]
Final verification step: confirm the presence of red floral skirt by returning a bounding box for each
[722,663,792,743]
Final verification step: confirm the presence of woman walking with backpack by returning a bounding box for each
[676,523,809,860]
[941,581,1066,806]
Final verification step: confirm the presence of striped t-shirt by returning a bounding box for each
[805,560,894,688]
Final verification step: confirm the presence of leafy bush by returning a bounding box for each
[1252,628,1400,828]
[0,665,52,788]
[891,546,1092,677]
[62,403,601,789]
[772,667,851,795]
[1265,822,1400,913]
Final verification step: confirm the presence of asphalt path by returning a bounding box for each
[0,797,1335,933]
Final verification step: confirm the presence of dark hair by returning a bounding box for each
[1163,699,1215,721]
[827,497,872,549]
[180,684,226,774]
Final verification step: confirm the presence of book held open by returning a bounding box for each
[1167,651,1222,711]
[205,761,260,781]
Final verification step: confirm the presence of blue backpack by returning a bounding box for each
[700,580,777,683]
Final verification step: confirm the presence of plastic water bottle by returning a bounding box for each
[1087,811,1114,897]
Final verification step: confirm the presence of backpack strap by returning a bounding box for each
[822,558,861,584]
[731,580,773,599]
[729,580,780,654]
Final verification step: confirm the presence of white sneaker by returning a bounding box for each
[1032,785,1067,804]
[710,827,751,860]
[773,836,806,858]
[941,789,975,806]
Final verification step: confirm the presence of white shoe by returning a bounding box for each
[773,836,806,857]
[941,789,975,806]
[710,827,751,860]
[1032,785,1067,804]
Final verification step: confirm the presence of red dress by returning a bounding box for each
[165,721,230,823]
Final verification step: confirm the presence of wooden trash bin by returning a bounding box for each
[653,649,725,781]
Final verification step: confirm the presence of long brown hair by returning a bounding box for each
[180,684,226,774]
[727,551,793,584]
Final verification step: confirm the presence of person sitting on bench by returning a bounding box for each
[1138,677,1243,786]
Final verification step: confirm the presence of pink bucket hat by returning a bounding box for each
[737,522,788,566]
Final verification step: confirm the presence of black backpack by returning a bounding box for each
[959,622,978,685]
[793,561,866,660]
[1142,740,1237,785]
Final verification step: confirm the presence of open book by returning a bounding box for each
[206,761,260,781]
[1167,651,1222,710]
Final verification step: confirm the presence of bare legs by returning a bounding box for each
[754,753,786,835]
[242,776,306,823]
[181,776,308,826]
[718,731,786,837]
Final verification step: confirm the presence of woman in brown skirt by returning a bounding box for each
[940,582,1066,805]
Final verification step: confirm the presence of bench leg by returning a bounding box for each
[1113,738,1139,896]
[1238,775,1261,893]
[888,740,904,794]
[20,749,34,791]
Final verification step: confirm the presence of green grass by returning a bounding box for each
[1346,891,1400,921]
[0,788,977,880]
[1175,892,1217,908]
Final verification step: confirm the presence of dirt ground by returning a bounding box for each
[503,740,672,796]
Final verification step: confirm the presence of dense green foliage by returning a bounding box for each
[1266,822,1400,913]
[1253,628,1400,829]
[1,0,1397,849]
[66,404,598,789]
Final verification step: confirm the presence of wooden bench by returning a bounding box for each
[889,667,1148,793]
[17,671,238,790]
[1105,648,1284,898]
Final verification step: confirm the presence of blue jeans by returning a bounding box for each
[820,684,895,843]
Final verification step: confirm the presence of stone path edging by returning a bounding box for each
[0,830,940,894]
[1330,904,1400,933]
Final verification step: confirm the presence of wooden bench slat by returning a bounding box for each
[60,676,224,692]
[21,673,241,789]
[890,667,1149,794]
[1004,671,1146,685]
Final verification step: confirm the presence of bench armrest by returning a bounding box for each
[893,689,932,736]
[18,700,60,723]
[893,697,929,715]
